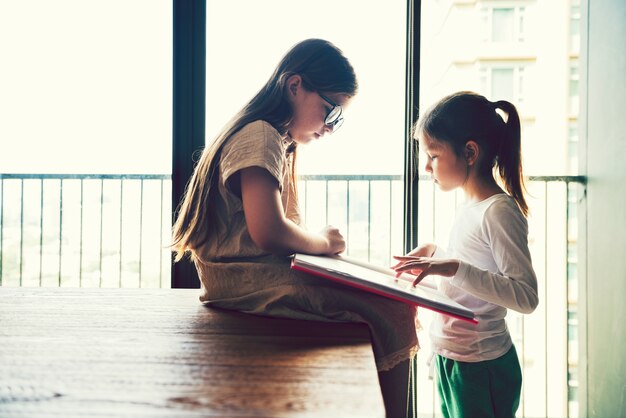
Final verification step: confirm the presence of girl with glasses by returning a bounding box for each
[393,91,539,418]
[172,39,419,417]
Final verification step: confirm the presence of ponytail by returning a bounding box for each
[492,100,528,216]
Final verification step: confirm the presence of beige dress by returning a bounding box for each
[194,120,419,371]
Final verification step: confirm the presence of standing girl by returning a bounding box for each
[393,91,538,418]
[172,39,419,417]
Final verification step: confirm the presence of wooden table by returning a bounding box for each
[0,287,384,417]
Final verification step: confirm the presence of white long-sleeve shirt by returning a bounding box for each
[430,193,538,362]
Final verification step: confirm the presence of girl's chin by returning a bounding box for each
[289,138,312,147]
[295,134,319,144]
[435,181,452,191]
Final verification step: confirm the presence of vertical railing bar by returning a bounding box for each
[388,180,393,266]
[0,179,4,285]
[159,179,164,288]
[79,180,84,287]
[431,180,436,241]
[346,180,350,257]
[138,179,144,288]
[432,348,436,418]
[39,179,44,286]
[431,374,438,418]
[367,180,371,261]
[521,285,526,416]
[409,356,416,418]
[19,179,24,286]
[565,181,571,418]
[543,181,550,416]
[303,179,308,225]
[58,179,64,286]
[119,180,124,288]
[325,180,329,225]
[99,179,104,287]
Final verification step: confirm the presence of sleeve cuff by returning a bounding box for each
[451,260,469,287]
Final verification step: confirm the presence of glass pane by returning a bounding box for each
[206,0,406,263]
[0,0,172,174]
[0,2,173,289]
[493,8,515,42]
[491,68,515,102]
[206,1,405,176]
[569,60,580,115]
[420,1,581,417]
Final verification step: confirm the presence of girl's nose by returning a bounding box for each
[425,161,432,173]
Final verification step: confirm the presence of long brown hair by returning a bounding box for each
[172,39,358,261]
[416,91,528,216]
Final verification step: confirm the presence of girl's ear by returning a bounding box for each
[464,141,479,166]
[286,74,302,98]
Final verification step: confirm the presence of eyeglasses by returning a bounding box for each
[318,93,344,133]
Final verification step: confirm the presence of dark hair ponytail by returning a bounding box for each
[492,100,528,216]
[415,91,528,216]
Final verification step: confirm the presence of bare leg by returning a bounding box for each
[378,358,410,418]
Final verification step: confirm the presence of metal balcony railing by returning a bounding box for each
[0,174,172,288]
[0,172,586,418]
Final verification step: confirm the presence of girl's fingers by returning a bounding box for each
[412,268,430,286]
[391,258,423,270]
[393,255,423,261]
[412,273,426,286]
[395,261,427,270]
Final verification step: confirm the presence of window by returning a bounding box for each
[491,68,515,100]
[205,0,407,265]
[421,1,580,416]
[569,0,581,53]
[492,8,515,42]
[0,1,172,175]
[569,60,580,116]
[568,121,579,175]
[0,1,172,288]
[482,5,526,43]
[480,65,527,104]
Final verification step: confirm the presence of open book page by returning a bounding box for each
[291,253,476,323]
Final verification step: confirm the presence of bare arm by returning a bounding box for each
[240,166,345,255]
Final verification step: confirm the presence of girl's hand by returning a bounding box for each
[391,256,460,286]
[390,243,436,273]
[318,225,346,255]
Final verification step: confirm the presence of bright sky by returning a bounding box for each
[0,0,407,176]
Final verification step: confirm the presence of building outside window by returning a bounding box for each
[482,4,526,43]
[569,60,580,117]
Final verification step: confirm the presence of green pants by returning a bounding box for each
[435,345,522,418]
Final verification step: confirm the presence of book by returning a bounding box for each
[291,253,477,324]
